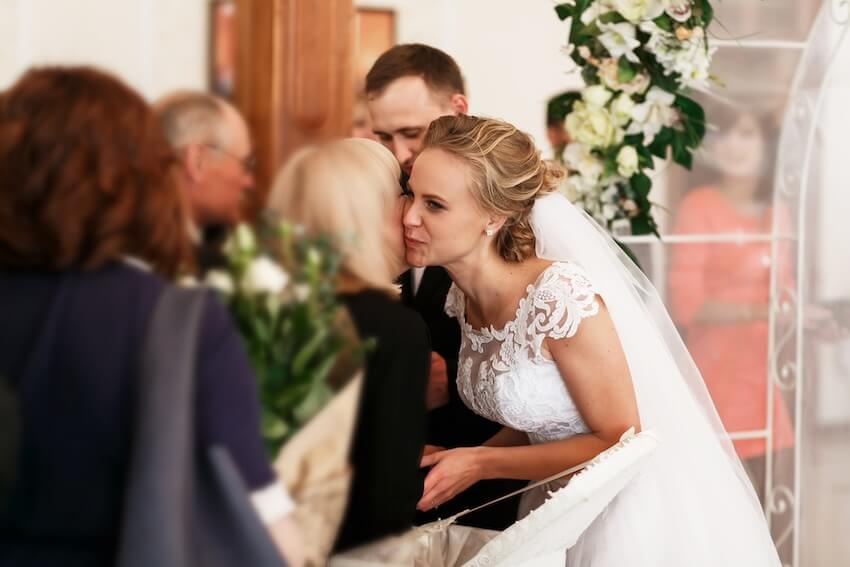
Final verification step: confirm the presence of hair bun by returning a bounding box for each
[424,115,565,262]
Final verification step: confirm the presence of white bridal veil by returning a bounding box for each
[530,192,781,566]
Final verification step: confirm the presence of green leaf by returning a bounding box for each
[630,211,659,237]
[671,132,693,169]
[648,128,673,159]
[554,3,574,21]
[696,0,714,27]
[598,11,625,25]
[653,14,674,32]
[580,63,600,86]
[674,94,706,139]
[291,326,329,376]
[631,172,652,198]
[617,57,637,83]
[293,380,333,424]
[261,408,289,439]
[636,145,654,169]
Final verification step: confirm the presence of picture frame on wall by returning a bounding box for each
[209,0,237,99]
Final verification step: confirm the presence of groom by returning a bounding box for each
[366,44,522,530]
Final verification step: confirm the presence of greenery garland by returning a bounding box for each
[554,0,716,235]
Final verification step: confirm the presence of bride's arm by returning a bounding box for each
[418,299,640,510]
[483,427,529,447]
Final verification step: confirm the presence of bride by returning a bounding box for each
[402,114,782,566]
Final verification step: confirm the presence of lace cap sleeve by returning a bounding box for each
[524,262,600,356]
[444,282,465,320]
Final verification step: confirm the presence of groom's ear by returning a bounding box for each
[448,93,468,116]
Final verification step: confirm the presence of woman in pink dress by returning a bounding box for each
[668,107,794,500]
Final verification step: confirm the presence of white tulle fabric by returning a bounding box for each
[447,193,782,566]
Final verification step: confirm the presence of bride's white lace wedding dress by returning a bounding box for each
[445,256,782,566]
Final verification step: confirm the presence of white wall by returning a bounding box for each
[354,0,582,156]
[0,0,207,100]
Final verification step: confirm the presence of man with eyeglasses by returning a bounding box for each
[155,91,256,273]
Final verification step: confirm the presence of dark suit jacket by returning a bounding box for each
[400,266,523,530]
[194,224,230,275]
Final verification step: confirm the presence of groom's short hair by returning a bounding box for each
[366,43,465,98]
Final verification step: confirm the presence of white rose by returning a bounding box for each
[582,85,613,108]
[611,93,636,126]
[598,22,642,63]
[242,256,289,295]
[612,0,664,22]
[204,269,235,295]
[616,145,640,178]
[565,102,622,149]
[563,143,604,184]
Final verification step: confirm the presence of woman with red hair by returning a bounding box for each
[0,67,301,566]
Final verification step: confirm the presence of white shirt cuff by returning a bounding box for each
[250,482,295,524]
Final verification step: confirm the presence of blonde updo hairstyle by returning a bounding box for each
[267,138,401,295]
[422,115,565,263]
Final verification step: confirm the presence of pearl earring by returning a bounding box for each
[485,228,494,237]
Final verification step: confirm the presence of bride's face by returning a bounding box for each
[403,148,490,267]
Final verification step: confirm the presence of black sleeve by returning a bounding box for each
[334,307,430,550]
[195,295,276,491]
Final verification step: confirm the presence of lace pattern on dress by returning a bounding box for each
[445,262,600,443]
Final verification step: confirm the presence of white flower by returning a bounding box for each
[627,86,678,144]
[641,21,715,89]
[616,145,640,177]
[663,0,692,22]
[178,275,200,288]
[231,224,257,254]
[204,269,235,295]
[598,22,642,63]
[305,246,322,267]
[242,256,289,295]
[563,143,604,184]
[292,283,311,303]
[598,58,651,94]
[582,85,613,108]
[611,93,636,126]
[611,0,664,23]
[558,174,592,202]
[581,1,614,24]
[565,101,623,149]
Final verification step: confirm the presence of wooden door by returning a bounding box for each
[233,0,355,213]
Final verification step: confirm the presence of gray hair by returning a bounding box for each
[154,91,231,150]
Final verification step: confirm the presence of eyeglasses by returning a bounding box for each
[204,144,257,174]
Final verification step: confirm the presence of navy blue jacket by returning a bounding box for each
[0,263,273,566]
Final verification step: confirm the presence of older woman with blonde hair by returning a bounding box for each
[268,138,430,552]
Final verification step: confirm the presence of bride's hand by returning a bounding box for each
[417,447,486,511]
